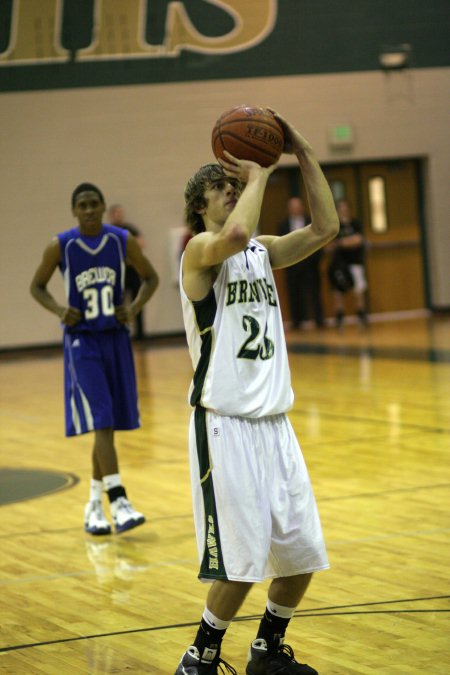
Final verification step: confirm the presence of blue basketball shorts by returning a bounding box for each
[63,329,140,436]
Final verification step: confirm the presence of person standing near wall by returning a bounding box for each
[30,183,159,535]
[328,199,368,328]
[277,197,324,329]
[175,112,339,675]
[108,204,146,339]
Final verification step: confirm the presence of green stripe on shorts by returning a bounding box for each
[194,406,227,580]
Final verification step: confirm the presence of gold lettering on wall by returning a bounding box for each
[165,1,277,55]
[0,0,69,64]
[77,0,160,60]
[0,0,277,65]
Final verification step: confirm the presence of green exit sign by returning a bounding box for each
[329,124,354,148]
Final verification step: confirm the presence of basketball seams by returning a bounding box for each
[213,132,279,161]
[212,128,226,157]
[218,117,282,133]
[211,104,284,167]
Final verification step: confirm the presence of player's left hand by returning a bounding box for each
[115,304,133,324]
[268,109,313,155]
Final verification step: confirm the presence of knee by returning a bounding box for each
[269,573,313,606]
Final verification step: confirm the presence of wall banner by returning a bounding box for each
[0,0,448,92]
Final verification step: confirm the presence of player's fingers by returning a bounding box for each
[222,150,240,164]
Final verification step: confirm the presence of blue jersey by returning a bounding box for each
[58,224,128,332]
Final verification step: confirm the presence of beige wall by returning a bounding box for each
[1,67,449,348]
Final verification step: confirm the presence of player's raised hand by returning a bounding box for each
[268,109,313,155]
[220,150,277,183]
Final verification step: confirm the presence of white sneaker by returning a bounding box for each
[110,496,145,534]
[84,500,112,535]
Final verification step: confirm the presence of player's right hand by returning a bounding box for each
[220,150,277,181]
[61,306,82,326]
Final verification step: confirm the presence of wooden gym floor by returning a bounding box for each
[0,315,449,674]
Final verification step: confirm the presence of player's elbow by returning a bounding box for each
[30,280,43,299]
[329,213,340,240]
[223,222,250,251]
[317,212,340,243]
[151,271,160,291]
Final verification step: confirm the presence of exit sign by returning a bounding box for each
[329,124,354,148]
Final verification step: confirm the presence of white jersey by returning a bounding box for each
[180,239,294,417]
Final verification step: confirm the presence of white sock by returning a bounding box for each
[203,606,232,631]
[89,479,103,502]
[266,599,296,619]
[102,473,122,492]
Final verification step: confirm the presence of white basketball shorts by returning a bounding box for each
[189,407,329,582]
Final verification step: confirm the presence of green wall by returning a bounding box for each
[0,0,449,92]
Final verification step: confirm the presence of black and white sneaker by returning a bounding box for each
[246,638,318,675]
[175,645,236,674]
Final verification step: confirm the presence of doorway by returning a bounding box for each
[259,158,427,323]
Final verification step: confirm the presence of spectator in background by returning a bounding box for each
[328,199,368,328]
[108,204,146,339]
[278,197,324,329]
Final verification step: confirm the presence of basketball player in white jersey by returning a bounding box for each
[175,112,339,675]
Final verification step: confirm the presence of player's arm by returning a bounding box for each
[194,158,275,268]
[257,114,339,270]
[30,238,81,326]
[183,156,276,300]
[118,234,159,322]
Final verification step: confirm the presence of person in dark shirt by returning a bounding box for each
[278,197,324,329]
[328,199,368,328]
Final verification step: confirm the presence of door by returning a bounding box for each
[324,160,426,315]
[358,160,425,313]
[259,159,426,323]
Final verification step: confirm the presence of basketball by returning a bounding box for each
[211,105,284,167]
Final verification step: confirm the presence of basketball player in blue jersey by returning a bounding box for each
[30,183,159,535]
[175,113,339,675]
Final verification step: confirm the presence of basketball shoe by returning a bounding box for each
[175,646,236,674]
[84,500,112,536]
[110,496,145,534]
[246,638,318,675]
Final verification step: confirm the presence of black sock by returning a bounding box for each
[106,485,127,503]
[193,617,226,660]
[256,607,290,650]
[357,309,368,323]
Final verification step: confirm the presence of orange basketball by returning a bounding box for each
[212,105,284,168]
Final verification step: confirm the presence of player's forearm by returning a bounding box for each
[130,273,159,314]
[297,147,339,241]
[225,170,270,240]
[30,284,65,318]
